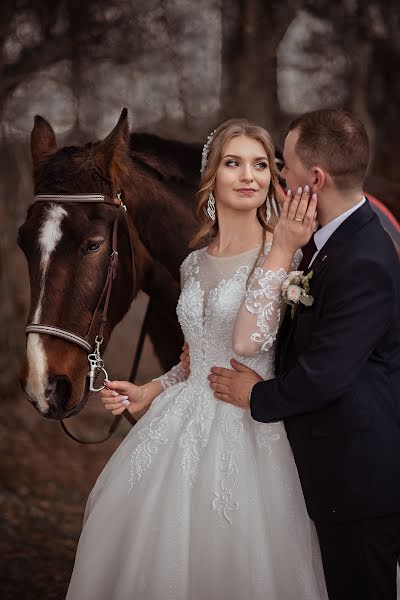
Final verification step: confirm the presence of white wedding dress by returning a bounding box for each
[66,244,328,600]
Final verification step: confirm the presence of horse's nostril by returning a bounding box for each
[46,375,72,410]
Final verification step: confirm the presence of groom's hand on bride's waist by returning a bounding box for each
[208,359,262,409]
[180,341,190,374]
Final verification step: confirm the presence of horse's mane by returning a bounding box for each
[130,133,202,189]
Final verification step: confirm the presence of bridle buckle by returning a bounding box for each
[116,192,127,211]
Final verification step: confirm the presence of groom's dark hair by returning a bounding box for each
[288,109,369,190]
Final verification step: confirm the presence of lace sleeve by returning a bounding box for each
[151,253,193,390]
[232,250,302,357]
[179,250,199,288]
[153,362,188,391]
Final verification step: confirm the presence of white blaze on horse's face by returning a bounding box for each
[26,204,68,412]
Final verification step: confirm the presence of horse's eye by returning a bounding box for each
[86,241,103,253]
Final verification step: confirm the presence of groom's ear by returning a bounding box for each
[311,167,326,192]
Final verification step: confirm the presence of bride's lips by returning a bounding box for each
[236,188,258,195]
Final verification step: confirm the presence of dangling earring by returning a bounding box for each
[271,194,279,217]
[265,196,271,223]
[207,191,216,221]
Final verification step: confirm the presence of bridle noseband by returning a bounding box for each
[26,192,136,393]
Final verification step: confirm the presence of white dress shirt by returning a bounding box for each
[308,197,366,268]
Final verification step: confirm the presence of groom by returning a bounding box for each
[209,109,400,600]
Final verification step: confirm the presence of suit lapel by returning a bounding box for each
[277,201,377,369]
[303,248,329,284]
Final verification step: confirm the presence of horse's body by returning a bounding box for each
[19,109,399,421]
[19,110,200,419]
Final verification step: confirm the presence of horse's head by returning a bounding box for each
[18,109,147,419]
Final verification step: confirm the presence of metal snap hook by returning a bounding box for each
[88,365,109,392]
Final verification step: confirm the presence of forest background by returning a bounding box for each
[1,1,399,597]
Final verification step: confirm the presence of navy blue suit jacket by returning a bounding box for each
[250,201,400,523]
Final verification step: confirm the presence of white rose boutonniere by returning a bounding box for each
[282,270,314,319]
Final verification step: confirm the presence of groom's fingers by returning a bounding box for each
[208,374,232,386]
[230,358,252,372]
[210,366,233,378]
[210,382,230,395]
[214,392,233,404]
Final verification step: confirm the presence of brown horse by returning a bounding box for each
[18,109,200,419]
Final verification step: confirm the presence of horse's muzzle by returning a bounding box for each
[22,374,76,419]
[44,375,73,418]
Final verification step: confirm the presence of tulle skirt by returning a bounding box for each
[66,380,328,600]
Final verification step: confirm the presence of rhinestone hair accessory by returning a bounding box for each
[200,128,217,176]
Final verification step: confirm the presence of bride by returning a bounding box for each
[66,119,328,599]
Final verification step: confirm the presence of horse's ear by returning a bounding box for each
[31,115,57,166]
[97,108,130,168]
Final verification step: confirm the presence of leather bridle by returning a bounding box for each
[25,192,137,394]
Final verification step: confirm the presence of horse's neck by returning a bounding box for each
[130,132,201,192]
[125,171,198,370]
[122,144,202,369]
[128,168,198,283]
[128,133,201,280]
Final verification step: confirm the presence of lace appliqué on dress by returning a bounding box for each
[128,412,170,490]
[212,408,244,527]
[245,268,287,351]
[243,250,303,352]
[155,362,188,391]
[180,249,201,281]
[178,415,210,486]
[152,251,203,391]
[256,424,282,470]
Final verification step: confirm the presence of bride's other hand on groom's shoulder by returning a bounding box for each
[208,359,262,409]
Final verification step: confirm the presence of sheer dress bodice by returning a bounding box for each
[158,244,301,390]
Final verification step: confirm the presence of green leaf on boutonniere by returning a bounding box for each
[299,294,314,306]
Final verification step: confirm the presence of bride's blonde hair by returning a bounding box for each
[190,119,281,258]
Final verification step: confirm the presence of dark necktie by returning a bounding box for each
[299,235,317,271]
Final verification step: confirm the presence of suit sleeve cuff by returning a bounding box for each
[250,380,265,422]
[250,379,282,423]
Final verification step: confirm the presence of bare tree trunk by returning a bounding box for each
[348,41,376,171]
[220,0,301,139]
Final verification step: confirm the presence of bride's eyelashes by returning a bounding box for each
[224,159,269,170]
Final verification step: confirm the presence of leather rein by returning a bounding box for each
[26,192,139,442]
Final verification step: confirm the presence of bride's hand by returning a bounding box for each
[100,380,149,416]
[273,186,318,256]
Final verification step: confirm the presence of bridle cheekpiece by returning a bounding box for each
[25,192,135,392]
